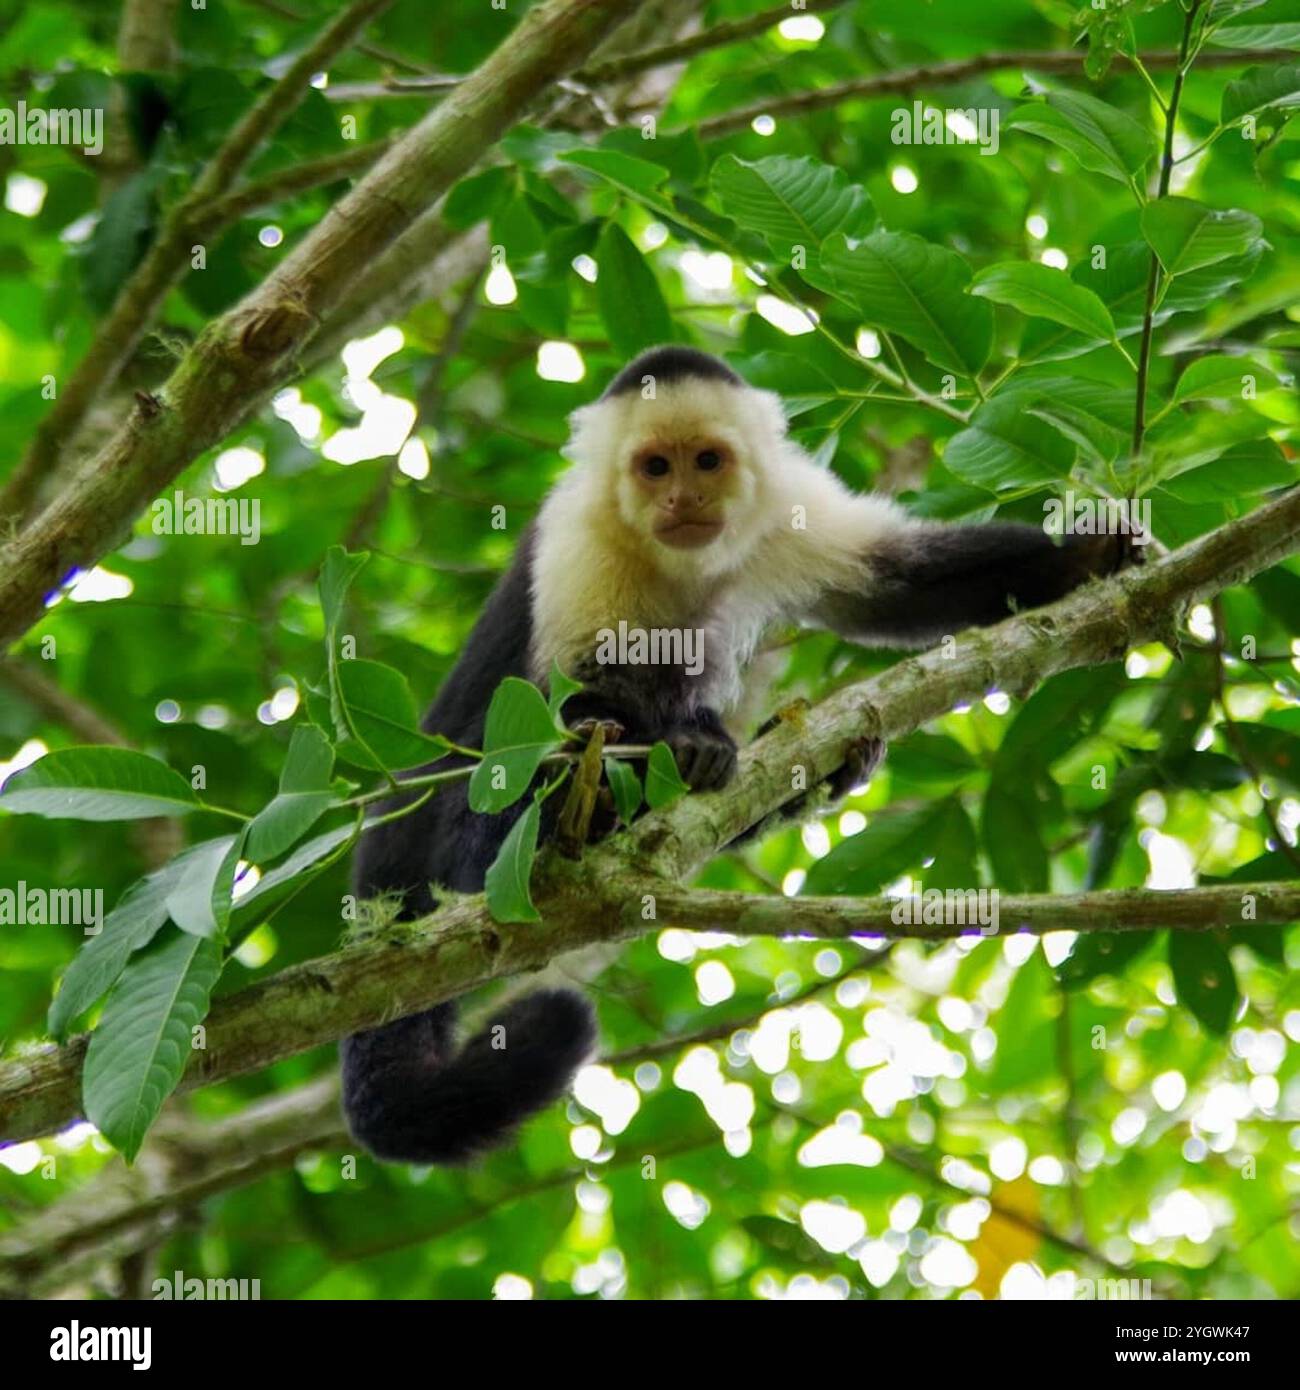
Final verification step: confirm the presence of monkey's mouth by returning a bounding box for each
[655,517,724,549]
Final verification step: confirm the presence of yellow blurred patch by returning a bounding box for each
[971,1176,1041,1299]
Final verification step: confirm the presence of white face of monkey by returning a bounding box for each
[565,379,786,578]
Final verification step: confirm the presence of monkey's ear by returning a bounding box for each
[751,386,791,441]
[561,400,608,465]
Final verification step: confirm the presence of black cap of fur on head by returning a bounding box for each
[600,345,743,399]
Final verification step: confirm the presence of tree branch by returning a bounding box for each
[245,0,435,75]
[3,485,1298,1145]
[0,0,650,649]
[326,0,846,97]
[0,0,397,528]
[643,882,1299,940]
[0,1078,344,1298]
[692,46,1279,138]
[200,135,399,228]
[579,0,845,83]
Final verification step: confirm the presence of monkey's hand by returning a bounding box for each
[666,725,738,792]
[825,736,886,801]
[1062,528,1147,585]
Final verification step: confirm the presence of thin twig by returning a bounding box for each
[1133,0,1202,456]
[692,44,1274,139]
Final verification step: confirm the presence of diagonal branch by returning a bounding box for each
[2,485,1298,1146]
[0,0,651,650]
[0,0,397,528]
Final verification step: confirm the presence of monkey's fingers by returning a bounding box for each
[569,716,626,745]
[667,730,738,791]
[827,736,886,800]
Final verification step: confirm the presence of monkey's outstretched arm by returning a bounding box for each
[805,522,1134,650]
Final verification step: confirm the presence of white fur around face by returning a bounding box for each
[528,378,911,713]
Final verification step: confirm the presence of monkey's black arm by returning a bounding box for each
[806,522,1131,650]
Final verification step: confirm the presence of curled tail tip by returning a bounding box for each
[342,988,598,1166]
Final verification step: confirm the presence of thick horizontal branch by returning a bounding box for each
[693,46,1279,137]
[0,0,648,650]
[2,486,1298,1145]
[652,883,1300,940]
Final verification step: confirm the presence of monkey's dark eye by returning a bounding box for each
[696,450,721,471]
[643,455,670,478]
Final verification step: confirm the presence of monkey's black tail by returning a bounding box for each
[340,989,598,1165]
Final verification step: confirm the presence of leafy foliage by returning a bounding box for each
[0,0,1298,1302]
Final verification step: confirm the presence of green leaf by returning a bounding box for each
[594,222,674,358]
[469,677,564,813]
[1141,197,1263,277]
[709,154,873,252]
[333,659,451,772]
[802,799,972,896]
[47,847,216,1039]
[1207,0,1271,21]
[1005,89,1157,185]
[1172,354,1281,404]
[1221,63,1300,124]
[1232,724,1300,793]
[1207,23,1300,50]
[163,832,244,939]
[1057,932,1155,990]
[82,925,224,1161]
[1169,933,1239,1035]
[1021,382,1133,465]
[0,746,201,820]
[1160,440,1296,501]
[645,741,690,810]
[981,781,1049,892]
[605,756,644,825]
[560,148,674,208]
[886,733,979,787]
[822,229,992,376]
[942,397,1075,491]
[484,797,542,924]
[84,168,158,313]
[999,665,1129,767]
[970,262,1117,342]
[246,725,340,862]
[444,166,512,228]
[232,822,358,921]
[546,660,583,724]
[319,545,367,643]
[988,953,1056,1092]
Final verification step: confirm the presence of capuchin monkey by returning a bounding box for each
[341,345,1133,1165]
